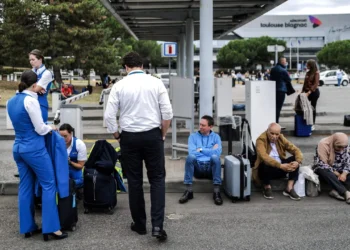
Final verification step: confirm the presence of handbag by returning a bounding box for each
[305,179,320,197]
[344,115,350,127]
[240,119,257,167]
[286,81,296,96]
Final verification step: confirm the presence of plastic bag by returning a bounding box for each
[294,173,306,197]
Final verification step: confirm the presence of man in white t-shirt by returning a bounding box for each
[253,123,303,201]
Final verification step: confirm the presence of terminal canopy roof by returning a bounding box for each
[100,0,287,41]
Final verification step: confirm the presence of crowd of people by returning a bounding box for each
[6,50,349,244]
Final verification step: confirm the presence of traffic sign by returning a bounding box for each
[267,45,285,52]
[162,42,177,57]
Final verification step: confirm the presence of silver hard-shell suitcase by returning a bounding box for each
[223,155,251,202]
[222,119,253,202]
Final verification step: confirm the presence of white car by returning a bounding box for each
[319,70,349,86]
[156,73,177,88]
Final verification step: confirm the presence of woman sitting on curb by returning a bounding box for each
[314,133,350,203]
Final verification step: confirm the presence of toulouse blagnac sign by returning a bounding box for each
[260,16,322,29]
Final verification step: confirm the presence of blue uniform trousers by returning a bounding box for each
[14,149,60,234]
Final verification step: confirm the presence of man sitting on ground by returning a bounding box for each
[61,83,72,99]
[179,115,223,205]
[253,123,303,201]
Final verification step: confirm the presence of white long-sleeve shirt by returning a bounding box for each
[23,90,52,135]
[104,70,173,133]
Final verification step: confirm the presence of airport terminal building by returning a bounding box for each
[195,14,350,69]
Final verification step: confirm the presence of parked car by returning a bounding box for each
[319,70,349,86]
[156,73,177,88]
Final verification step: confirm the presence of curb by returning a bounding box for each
[0,179,331,195]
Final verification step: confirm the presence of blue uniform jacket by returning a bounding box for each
[45,131,70,198]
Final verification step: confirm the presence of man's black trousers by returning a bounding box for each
[120,128,165,230]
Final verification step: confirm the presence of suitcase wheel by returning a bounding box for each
[84,208,90,214]
[106,207,114,215]
[244,196,251,202]
[231,197,238,203]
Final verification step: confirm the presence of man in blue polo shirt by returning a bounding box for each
[179,115,223,205]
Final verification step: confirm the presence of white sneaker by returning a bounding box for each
[311,125,315,131]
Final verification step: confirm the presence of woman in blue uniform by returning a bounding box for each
[7,70,68,241]
[29,49,53,123]
[59,123,87,188]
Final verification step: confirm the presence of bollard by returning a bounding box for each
[102,93,109,128]
[60,105,83,139]
[52,92,61,114]
[6,101,14,130]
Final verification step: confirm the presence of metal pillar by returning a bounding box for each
[199,0,213,117]
[180,33,186,77]
[186,19,194,79]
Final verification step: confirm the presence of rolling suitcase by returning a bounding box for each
[223,119,252,202]
[58,178,78,231]
[83,168,117,214]
[294,114,312,137]
[223,155,251,202]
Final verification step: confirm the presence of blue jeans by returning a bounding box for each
[337,78,341,87]
[184,154,222,185]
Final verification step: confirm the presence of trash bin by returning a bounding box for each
[218,116,241,142]
[60,104,83,139]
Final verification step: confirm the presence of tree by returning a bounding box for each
[317,40,350,71]
[217,36,286,69]
[0,0,132,84]
[133,40,166,73]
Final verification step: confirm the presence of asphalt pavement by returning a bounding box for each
[1,193,350,250]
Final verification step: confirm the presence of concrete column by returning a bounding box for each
[176,45,180,76]
[186,19,194,79]
[180,33,186,77]
[199,0,213,117]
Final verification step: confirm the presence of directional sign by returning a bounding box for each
[162,42,177,57]
[267,45,285,52]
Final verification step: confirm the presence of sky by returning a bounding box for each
[266,0,350,15]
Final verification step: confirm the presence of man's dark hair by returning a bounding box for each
[122,52,143,68]
[201,115,214,126]
[279,57,286,63]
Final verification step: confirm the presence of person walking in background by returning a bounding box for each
[29,49,53,123]
[270,57,291,126]
[7,70,67,241]
[104,52,173,241]
[337,69,343,87]
[302,59,320,131]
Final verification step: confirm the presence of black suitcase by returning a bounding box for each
[57,179,78,231]
[344,115,350,127]
[83,168,117,214]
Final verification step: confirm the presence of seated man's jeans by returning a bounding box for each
[258,156,299,186]
[184,154,222,185]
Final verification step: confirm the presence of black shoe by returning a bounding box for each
[213,192,223,205]
[130,222,147,235]
[43,232,68,241]
[263,187,274,200]
[283,188,301,201]
[179,190,193,204]
[24,228,42,238]
[152,227,167,241]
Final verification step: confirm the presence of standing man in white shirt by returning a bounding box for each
[104,52,173,241]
